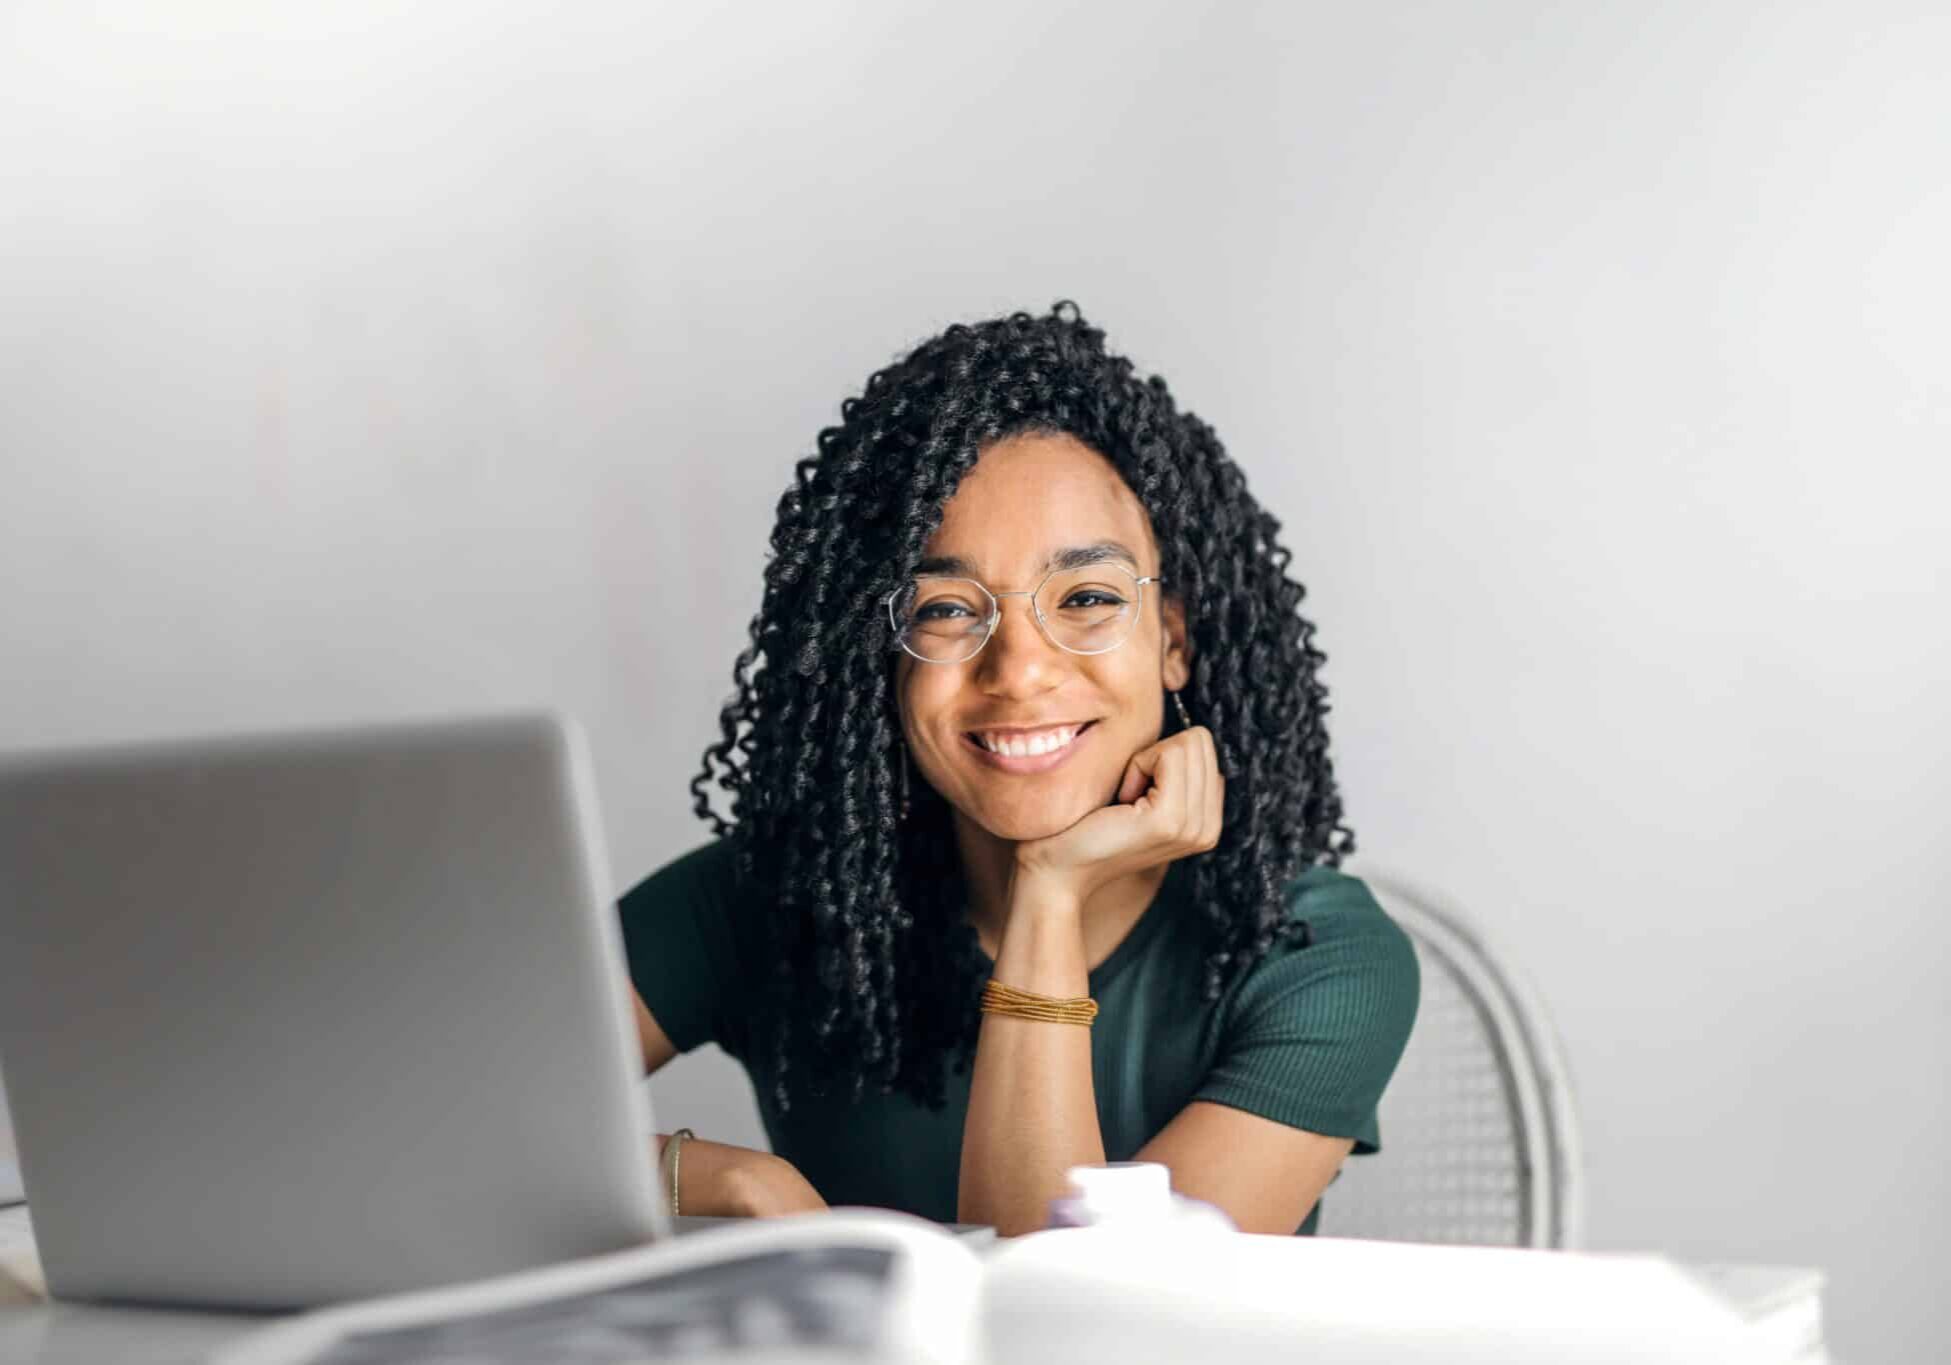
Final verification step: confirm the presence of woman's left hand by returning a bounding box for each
[1012,725,1224,910]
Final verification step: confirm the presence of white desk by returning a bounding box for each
[0,1302,266,1365]
[0,1208,252,1363]
[0,1205,1832,1364]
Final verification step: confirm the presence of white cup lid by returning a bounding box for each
[1065,1161,1172,1217]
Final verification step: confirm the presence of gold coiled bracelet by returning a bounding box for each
[980,978,1099,1027]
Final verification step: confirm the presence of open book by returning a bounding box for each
[204,1208,1824,1365]
[210,1212,984,1365]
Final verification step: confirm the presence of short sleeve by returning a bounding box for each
[614,839,762,1058]
[1194,865,1420,1154]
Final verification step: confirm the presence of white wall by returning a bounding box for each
[3,3,1945,1358]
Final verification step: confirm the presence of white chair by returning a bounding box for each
[1319,872,1584,1249]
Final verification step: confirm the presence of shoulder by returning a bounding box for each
[617,836,746,912]
[1192,861,1421,1153]
[1286,863,1415,958]
[616,836,780,964]
[1224,861,1421,1035]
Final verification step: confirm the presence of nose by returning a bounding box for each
[972,592,1064,696]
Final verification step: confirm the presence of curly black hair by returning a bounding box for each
[690,301,1351,1112]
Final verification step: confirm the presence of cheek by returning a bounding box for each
[893,658,936,734]
[896,668,960,763]
[1098,655,1166,728]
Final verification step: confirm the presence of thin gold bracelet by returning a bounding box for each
[661,1127,695,1217]
[980,978,1099,1026]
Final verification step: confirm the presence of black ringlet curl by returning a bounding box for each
[689,301,1352,1113]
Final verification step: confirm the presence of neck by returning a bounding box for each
[954,812,1172,967]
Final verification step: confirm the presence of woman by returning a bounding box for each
[619,302,1418,1237]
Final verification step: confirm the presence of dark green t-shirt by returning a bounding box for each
[617,839,1419,1236]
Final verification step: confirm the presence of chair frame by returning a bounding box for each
[1360,869,1587,1250]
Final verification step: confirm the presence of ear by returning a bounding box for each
[1160,592,1192,692]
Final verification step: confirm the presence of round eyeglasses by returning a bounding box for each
[886,560,1165,664]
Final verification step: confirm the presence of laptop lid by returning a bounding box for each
[0,712,668,1309]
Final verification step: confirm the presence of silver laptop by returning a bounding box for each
[0,712,670,1309]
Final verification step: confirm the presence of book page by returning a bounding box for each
[309,1246,898,1364]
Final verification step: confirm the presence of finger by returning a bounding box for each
[1115,739,1167,805]
[1177,732,1207,847]
[1146,740,1191,831]
[1201,733,1226,850]
[1117,733,1204,831]
[1132,741,1178,814]
[1165,736,1211,841]
[1176,726,1218,852]
[1123,737,1178,813]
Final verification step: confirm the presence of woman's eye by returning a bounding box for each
[1061,591,1126,610]
[915,601,976,622]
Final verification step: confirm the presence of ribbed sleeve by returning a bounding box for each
[1193,867,1421,1154]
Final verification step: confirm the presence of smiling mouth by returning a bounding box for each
[962,720,1098,768]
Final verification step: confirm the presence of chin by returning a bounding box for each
[981,814,1075,843]
[971,790,1104,843]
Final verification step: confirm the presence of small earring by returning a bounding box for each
[1171,690,1193,731]
[899,743,911,822]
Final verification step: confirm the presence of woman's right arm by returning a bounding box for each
[635,988,827,1218]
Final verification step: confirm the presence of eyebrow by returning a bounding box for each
[914,541,1144,580]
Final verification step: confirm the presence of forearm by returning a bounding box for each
[957,888,1106,1235]
[656,1134,827,1218]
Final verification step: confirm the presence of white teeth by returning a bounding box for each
[977,725,1079,758]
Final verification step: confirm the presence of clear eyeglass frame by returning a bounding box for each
[885,560,1166,664]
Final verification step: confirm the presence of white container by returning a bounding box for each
[1045,1161,1235,1232]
